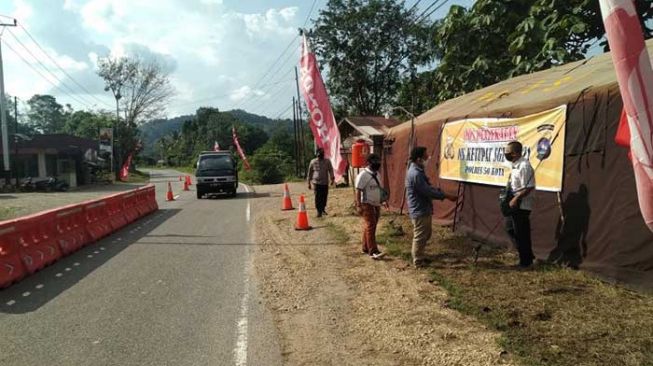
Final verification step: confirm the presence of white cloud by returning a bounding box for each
[11,0,33,22]
[241,7,298,38]
[0,0,308,117]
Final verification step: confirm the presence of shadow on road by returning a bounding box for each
[0,208,181,314]
[132,240,347,246]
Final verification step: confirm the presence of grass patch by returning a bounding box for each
[325,222,350,243]
[376,215,653,366]
[0,206,18,221]
[124,170,150,184]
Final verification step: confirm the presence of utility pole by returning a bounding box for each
[0,18,17,185]
[292,97,299,177]
[13,96,18,181]
[294,66,308,177]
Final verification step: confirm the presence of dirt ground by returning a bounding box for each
[251,182,513,366]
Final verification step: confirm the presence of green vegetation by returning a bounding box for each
[311,0,653,116]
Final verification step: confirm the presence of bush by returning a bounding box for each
[240,144,293,184]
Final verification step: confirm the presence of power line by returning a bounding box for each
[251,35,298,91]
[234,45,300,111]
[418,0,450,22]
[237,58,297,110]
[303,0,319,28]
[2,39,96,108]
[5,32,99,108]
[248,79,296,115]
[14,25,113,108]
[273,103,293,120]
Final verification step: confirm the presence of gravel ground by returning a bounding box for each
[0,183,145,221]
[251,182,512,366]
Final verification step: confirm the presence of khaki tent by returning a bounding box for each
[385,40,653,288]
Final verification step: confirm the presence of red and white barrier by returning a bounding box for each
[0,184,158,289]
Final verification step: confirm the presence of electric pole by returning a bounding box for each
[0,18,17,185]
[292,97,299,177]
[13,96,18,180]
[294,66,308,177]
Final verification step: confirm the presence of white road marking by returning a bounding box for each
[22,292,30,297]
[87,255,93,258]
[73,262,80,266]
[242,184,251,223]
[35,284,44,289]
[55,273,63,277]
[94,251,99,254]
[233,264,250,366]
[65,268,71,272]
[100,247,106,251]
[173,195,180,200]
[6,300,16,306]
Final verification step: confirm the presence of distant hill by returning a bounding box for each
[139,114,193,157]
[227,109,293,134]
[139,109,293,157]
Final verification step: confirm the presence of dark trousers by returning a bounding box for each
[505,209,534,266]
[314,184,329,214]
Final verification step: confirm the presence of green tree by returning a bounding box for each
[241,144,293,184]
[26,94,65,133]
[97,56,175,175]
[63,110,114,139]
[310,0,432,115]
[406,0,653,109]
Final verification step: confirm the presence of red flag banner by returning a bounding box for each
[299,33,347,182]
[119,153,133,182]
[600,0,653,232]
[232,127,251,171]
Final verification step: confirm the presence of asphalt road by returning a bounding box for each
[0,169,282,366]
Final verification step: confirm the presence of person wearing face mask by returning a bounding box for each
[355,153,388,260]
[307,147,335,218]
[406,146,457,267]
[503,141,536,268]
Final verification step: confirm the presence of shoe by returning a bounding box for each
[371,252,385,260]
[362,249,369,254]
[317,212,322,218]
[322,210,328,216]
[413,260,427,268]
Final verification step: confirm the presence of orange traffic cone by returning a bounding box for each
[281,184,294,211]
[186,175,192,186]
[166,182,175,201]
[294,194,312,230]
[183,179,190,191]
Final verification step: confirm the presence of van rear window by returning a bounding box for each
[198,155,234,170]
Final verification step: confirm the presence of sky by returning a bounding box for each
[0,0,474,120]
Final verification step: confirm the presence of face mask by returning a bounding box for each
[504,153,513,162]
[370,162,381,171]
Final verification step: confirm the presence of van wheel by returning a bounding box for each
[231,190,237,198]
[196,191,203,199]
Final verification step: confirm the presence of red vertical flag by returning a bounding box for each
[119,153,133,182]
[600,0,653,232]
[299,33,347,182]
[232,127,251,171]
